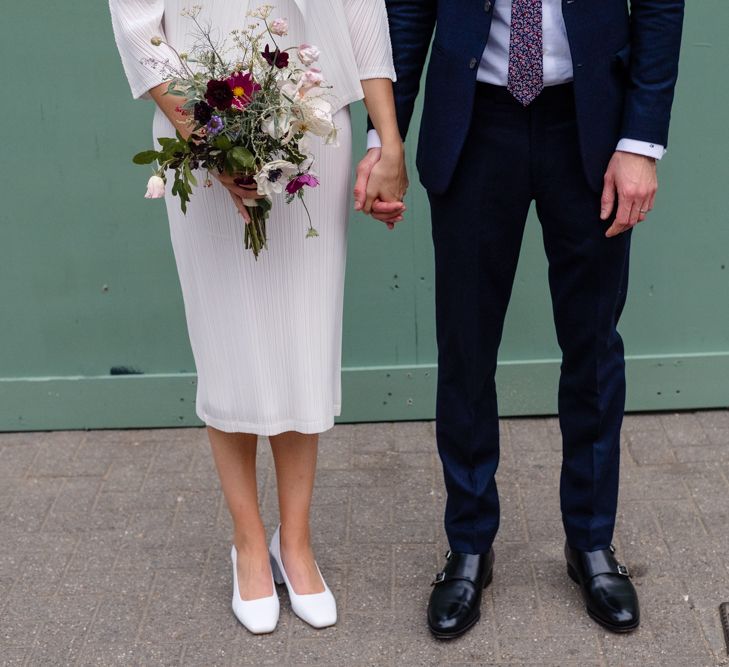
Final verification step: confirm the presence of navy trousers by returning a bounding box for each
[428,83,631,555]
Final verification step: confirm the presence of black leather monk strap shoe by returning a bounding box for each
[565,543,640,633]
[427,548,494,639]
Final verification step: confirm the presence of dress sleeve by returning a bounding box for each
[341,0,397,81]
[109,0,178,99]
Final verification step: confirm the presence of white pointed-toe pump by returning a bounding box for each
[230,545,280,634]
[269,525,337,629]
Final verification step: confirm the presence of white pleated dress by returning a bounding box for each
[110,0,395,435]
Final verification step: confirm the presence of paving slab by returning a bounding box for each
[1,411,728,665]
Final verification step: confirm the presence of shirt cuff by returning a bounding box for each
[367,129,382,150]
[616,138,666,160]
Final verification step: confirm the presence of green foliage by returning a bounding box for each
[132,150,159,165]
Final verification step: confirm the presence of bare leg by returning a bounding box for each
[269,431,325,594]
[207,426,273,600]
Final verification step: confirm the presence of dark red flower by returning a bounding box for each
[205,79,234,110]
[261,44,290,69]
[193,101,213,124]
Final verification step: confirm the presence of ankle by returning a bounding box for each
[279,524,313,555]
[233,528,268,556]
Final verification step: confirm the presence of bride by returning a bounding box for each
[110,0,407,634]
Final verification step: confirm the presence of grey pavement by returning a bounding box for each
[2,412,729,666]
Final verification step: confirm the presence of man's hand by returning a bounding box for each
[353,148,407,230]
[601,151,658,238]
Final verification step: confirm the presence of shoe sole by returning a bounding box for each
[428,570,494,640]
[566,564,640,634]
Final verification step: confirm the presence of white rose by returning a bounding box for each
[298,96,335,138]
[262,112,293,141]
[144,175,165,199]
[297,43,321,66]
[270,18,288,36]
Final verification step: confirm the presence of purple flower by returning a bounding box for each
[262,44,290,69]
[206,115,223,135]
[286,173,320,195]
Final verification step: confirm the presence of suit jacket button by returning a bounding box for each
[484,0,492,11]
[469,57,478,69]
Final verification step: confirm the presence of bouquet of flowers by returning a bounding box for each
[133,4,337,258]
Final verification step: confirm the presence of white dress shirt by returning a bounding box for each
[368,0,665,160]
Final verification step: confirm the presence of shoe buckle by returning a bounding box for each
[445,550,452,560]
[617,564,630,577]
[432,571,446,586]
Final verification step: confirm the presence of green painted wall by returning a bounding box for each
[1,2,727,431]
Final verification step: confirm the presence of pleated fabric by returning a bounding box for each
[155,106,352,435]
[109,0,395,435]
[109,0,396,110]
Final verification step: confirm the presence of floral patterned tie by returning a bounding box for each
[507,0,544,106]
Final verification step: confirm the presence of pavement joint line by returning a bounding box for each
[68,596,103,667]
[2,413,727,665]
[37,476,67,534]
[680,477,712,537]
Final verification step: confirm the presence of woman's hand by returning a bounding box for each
[214,172,265,223]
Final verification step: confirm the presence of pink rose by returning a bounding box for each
[270,18,288,36]
[299,67,324,93]
[297,43,321,66]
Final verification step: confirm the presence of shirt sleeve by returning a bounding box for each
[616,138,667,160]
[367,129,383,150]
[341,0,397,81]
[109,0,178,100]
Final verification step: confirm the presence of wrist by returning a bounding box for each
[380,142,404,161]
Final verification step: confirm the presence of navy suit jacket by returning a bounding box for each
[384,0,685,195]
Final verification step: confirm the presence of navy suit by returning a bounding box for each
[384,0,684,553]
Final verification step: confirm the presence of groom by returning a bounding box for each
[357,0,685,639]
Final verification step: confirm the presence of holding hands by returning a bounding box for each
[355,79,409,229]
[354,146,409,229]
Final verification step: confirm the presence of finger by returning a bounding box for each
[229,192,251,223]
[600,175,616,220]
[353,155,378,211]
[373,215,401,227]
[605,222,631,238]
[377,210,405,222]
[648,191,657,212]
[613,192,634,227]
[232,186,262,200]
[371,200,406,215]
[353,169,369,211]
[637,199,651,223]
[364,189,377,215]
[373,213,403,224]
[627,198,641,227]
[606,190,634,237]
